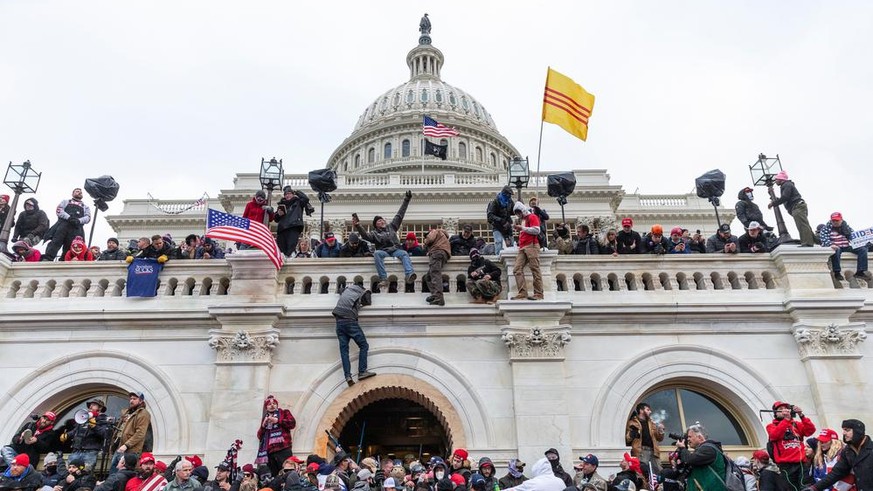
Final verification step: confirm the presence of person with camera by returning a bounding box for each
[674,424,729,491]
[645,226,667,255]
[549,223,573,255]
[63,400,112,470]
[352,190,416,290]
[466,249,502,304]
[274,186,314,258]
[739,222,770,254]
[706,224,739,254]
[767,402,816,491]
[625,403,665,473]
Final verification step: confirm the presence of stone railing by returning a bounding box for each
[2,247,868,305]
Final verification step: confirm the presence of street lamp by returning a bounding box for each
[508,156,530,203]
[749,153,794,245]
[1,160,42,254]
[259,157,284,225]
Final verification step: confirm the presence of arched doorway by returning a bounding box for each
[313,374,466,459]
[337,397,449,462]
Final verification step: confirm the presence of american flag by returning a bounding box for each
[423,115,460,137]
[205,208,283,270]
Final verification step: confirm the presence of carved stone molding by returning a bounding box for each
[502,327,571,361]
[209,329,280,365]
[793,324,867,360]
[442,216,460,235]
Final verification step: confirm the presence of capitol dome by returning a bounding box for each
[327,16,521,175]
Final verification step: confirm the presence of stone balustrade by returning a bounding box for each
[2,247,869,305]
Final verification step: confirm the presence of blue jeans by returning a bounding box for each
[831,246,868,273]
[336,319,368,378]
[373,249,413,279]
[493,229,513,254]
[69,450,99,469]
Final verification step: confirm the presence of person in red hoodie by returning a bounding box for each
[767,401,816,491]
[255,395,296,477]
[243,190,274,224]
[11,240,41,262]
[64,236,94,262]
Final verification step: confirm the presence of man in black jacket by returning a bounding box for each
[332,285,375,387]
[353,191,415,289]
[274,186,314,257]
[572,225,599,255]
[735,187,772,231]
[0,454,44,491]
[486,186,515,254]
[768,171,814,247]
[450,225,477,257]
[465,249,502,304]
[12,198,50,246]
[617,218,644,255]
[544,448,573,488]
[65,400,112,469]
[95,454,137,491]
[807,419,872,491]
[53,457,97,491]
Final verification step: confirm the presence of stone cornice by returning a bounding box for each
[208,328,280,365]
[792,323,867,360]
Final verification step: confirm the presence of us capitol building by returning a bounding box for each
[1,17,870,471]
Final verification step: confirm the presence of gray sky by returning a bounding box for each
[2,1,871,247]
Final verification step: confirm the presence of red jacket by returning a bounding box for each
[243,198,274,224]
[766,417,816,463]
[256,408,296,453]
[518,213,541,248]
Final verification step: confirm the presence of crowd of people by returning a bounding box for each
[3,171,870,285]
[2,395,872,491]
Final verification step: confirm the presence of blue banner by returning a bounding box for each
[126,258,164,297]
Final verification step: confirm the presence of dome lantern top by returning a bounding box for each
[408,13,443,80]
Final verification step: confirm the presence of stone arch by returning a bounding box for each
[293,347,491,456]
[589,344,779,448]
[0,350,190,454]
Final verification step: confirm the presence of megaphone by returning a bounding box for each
[74,409,90,425]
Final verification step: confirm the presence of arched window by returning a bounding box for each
[636,387,750,446]
[475,146,483,162]
[384,142,392,159]
[402,139,411,157]
[406,90,415,104]
[421,89,429,103]
[458,142,467,159]
[48,389,155,453]
[343,159,348,173]
[435,90,444,103]
[489,152,497,166]
[393,92,401,107]
[354,154,361,168]
[368,147,375,163]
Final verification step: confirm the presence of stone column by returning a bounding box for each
[499,302,573,468]
[776,247,868,428]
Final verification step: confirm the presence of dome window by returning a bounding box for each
[490,152,497,166]
[421,89,429,103]
[406,90,415,104]
[354,154,361,168]
[461,97,470,111]
[473,102,482,118]
[380,97,388,111]
[435,90,443,103]
[475,146,483,162]
[458,142,467,159]
[449,92,457,106]
[369,103,377,119]
[384,142,392,160]
[393,92,401,107]
[402,139,411,157]
[368,147,375,163]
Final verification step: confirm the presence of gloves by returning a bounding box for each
[157,255,168,264]
[374,469,384,484]
[125,256,134,264]
[262,206,273,214]
[68,217,80,225]
[404,190,413,200]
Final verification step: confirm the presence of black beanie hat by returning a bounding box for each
[108,237,119,245]
[123,453,138,469]
[372,215,384,228]
[842,419,865,438]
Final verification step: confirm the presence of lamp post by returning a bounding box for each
[0,160,42,254]
[508,156,530,204]
[259,157,284,226]
[749,153,795,245]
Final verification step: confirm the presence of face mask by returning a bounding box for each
[435,471,445,480]
[746,192,754,201]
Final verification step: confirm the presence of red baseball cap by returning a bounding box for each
[140,453,156,464]
[831,212,843,221]
[621,218,633,227]
[817,428,839,442]
[306,463,320,474]
[285,456,304,464]
[450,474,466,487]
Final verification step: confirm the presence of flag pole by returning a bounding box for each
[534,119,544,199]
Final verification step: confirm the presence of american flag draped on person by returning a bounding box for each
[206,208,283,269]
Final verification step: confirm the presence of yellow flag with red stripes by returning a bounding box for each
[542,67,595,141]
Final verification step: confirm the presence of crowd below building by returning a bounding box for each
[1,395,871,491]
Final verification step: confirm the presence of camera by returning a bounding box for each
[668,432,686,441]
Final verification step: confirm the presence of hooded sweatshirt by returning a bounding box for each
[13,198,50,241]
[734,189,770,229]
[544,449,573,487]
[504,458,564,491]
[11,240,41,262]
[64,237,94,261]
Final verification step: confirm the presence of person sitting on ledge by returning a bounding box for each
[820,212,871,281]
[339,233,371,258]
[738,221,769,253]
[316,232,342,258]
[352,191,416,290]
[706,224,738,254]
[666,227,690,254]
[402,232,426,257]
[645,225,666,255]
[466,249,503,304]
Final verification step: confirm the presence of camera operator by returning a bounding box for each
[766,401,816,491]
[675,425,727,491]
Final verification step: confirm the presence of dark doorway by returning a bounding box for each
[337,398,449,462]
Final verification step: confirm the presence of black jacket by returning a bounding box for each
[738,232,768,253]
[771,180,804,213]
[68,414,112,451]
[572,235,600,255]
[339,242,371,257]
[468,257,501,282]
[735,190,770,229]
[95,469,136,491]
[450,233,477,257]
[137,243,174,260]
[274,191,314,232]
[354,196,411,252]
[12,199,49,241]
[0,466,44,491]
[813,436,873,491]
[486,194,514,235]
[616,230,644,254]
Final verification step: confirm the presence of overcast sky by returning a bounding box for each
[2,1,871,247]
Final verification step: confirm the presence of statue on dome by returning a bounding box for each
[419,13,431,36]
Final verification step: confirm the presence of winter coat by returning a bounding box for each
[771,180,804,214]
[666,238,691,254]
[55,198,92,228]
[0,204,10,230]
[274,191,313,233]
[645,236,667,255]
[164,478,203,491]
[504,458,564,491]
[354,196,411,252]
[68,413,113,451]
[243,198,274,224]
[316,241,342,258]
[339,242,371,258]
[468,257,502,282]
[766,416,816,464]
[12,198,49,241]
[477,458,499,491]
[0,465,45,491]
[486,193,514,235]
[498,472,527,490]
[98,248,130,261]
[757,465,781,491]
[118,404,151,453]
[531,206,550,246]
[617,230,644,254]
[95,468,136,491]
[136,243,174,260]
[332,284,372,321]
[819,220,855,248]
[59,472,97,491]
[450,233,477,257]
[195,239,225,259]
[679,440,726,491]
[10,241,40,262]
[626,415,666,458]
[812,436,873,491]
[10,421,59,466]
[425,229,451,257]
[705,233,739,253]
[64,237,94,261]
[738,233,769,253]
[735,190,770,229]
[574,471,608,491]
[544,449,573,488]
[572,235,600,255]
[256,408,296,453]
